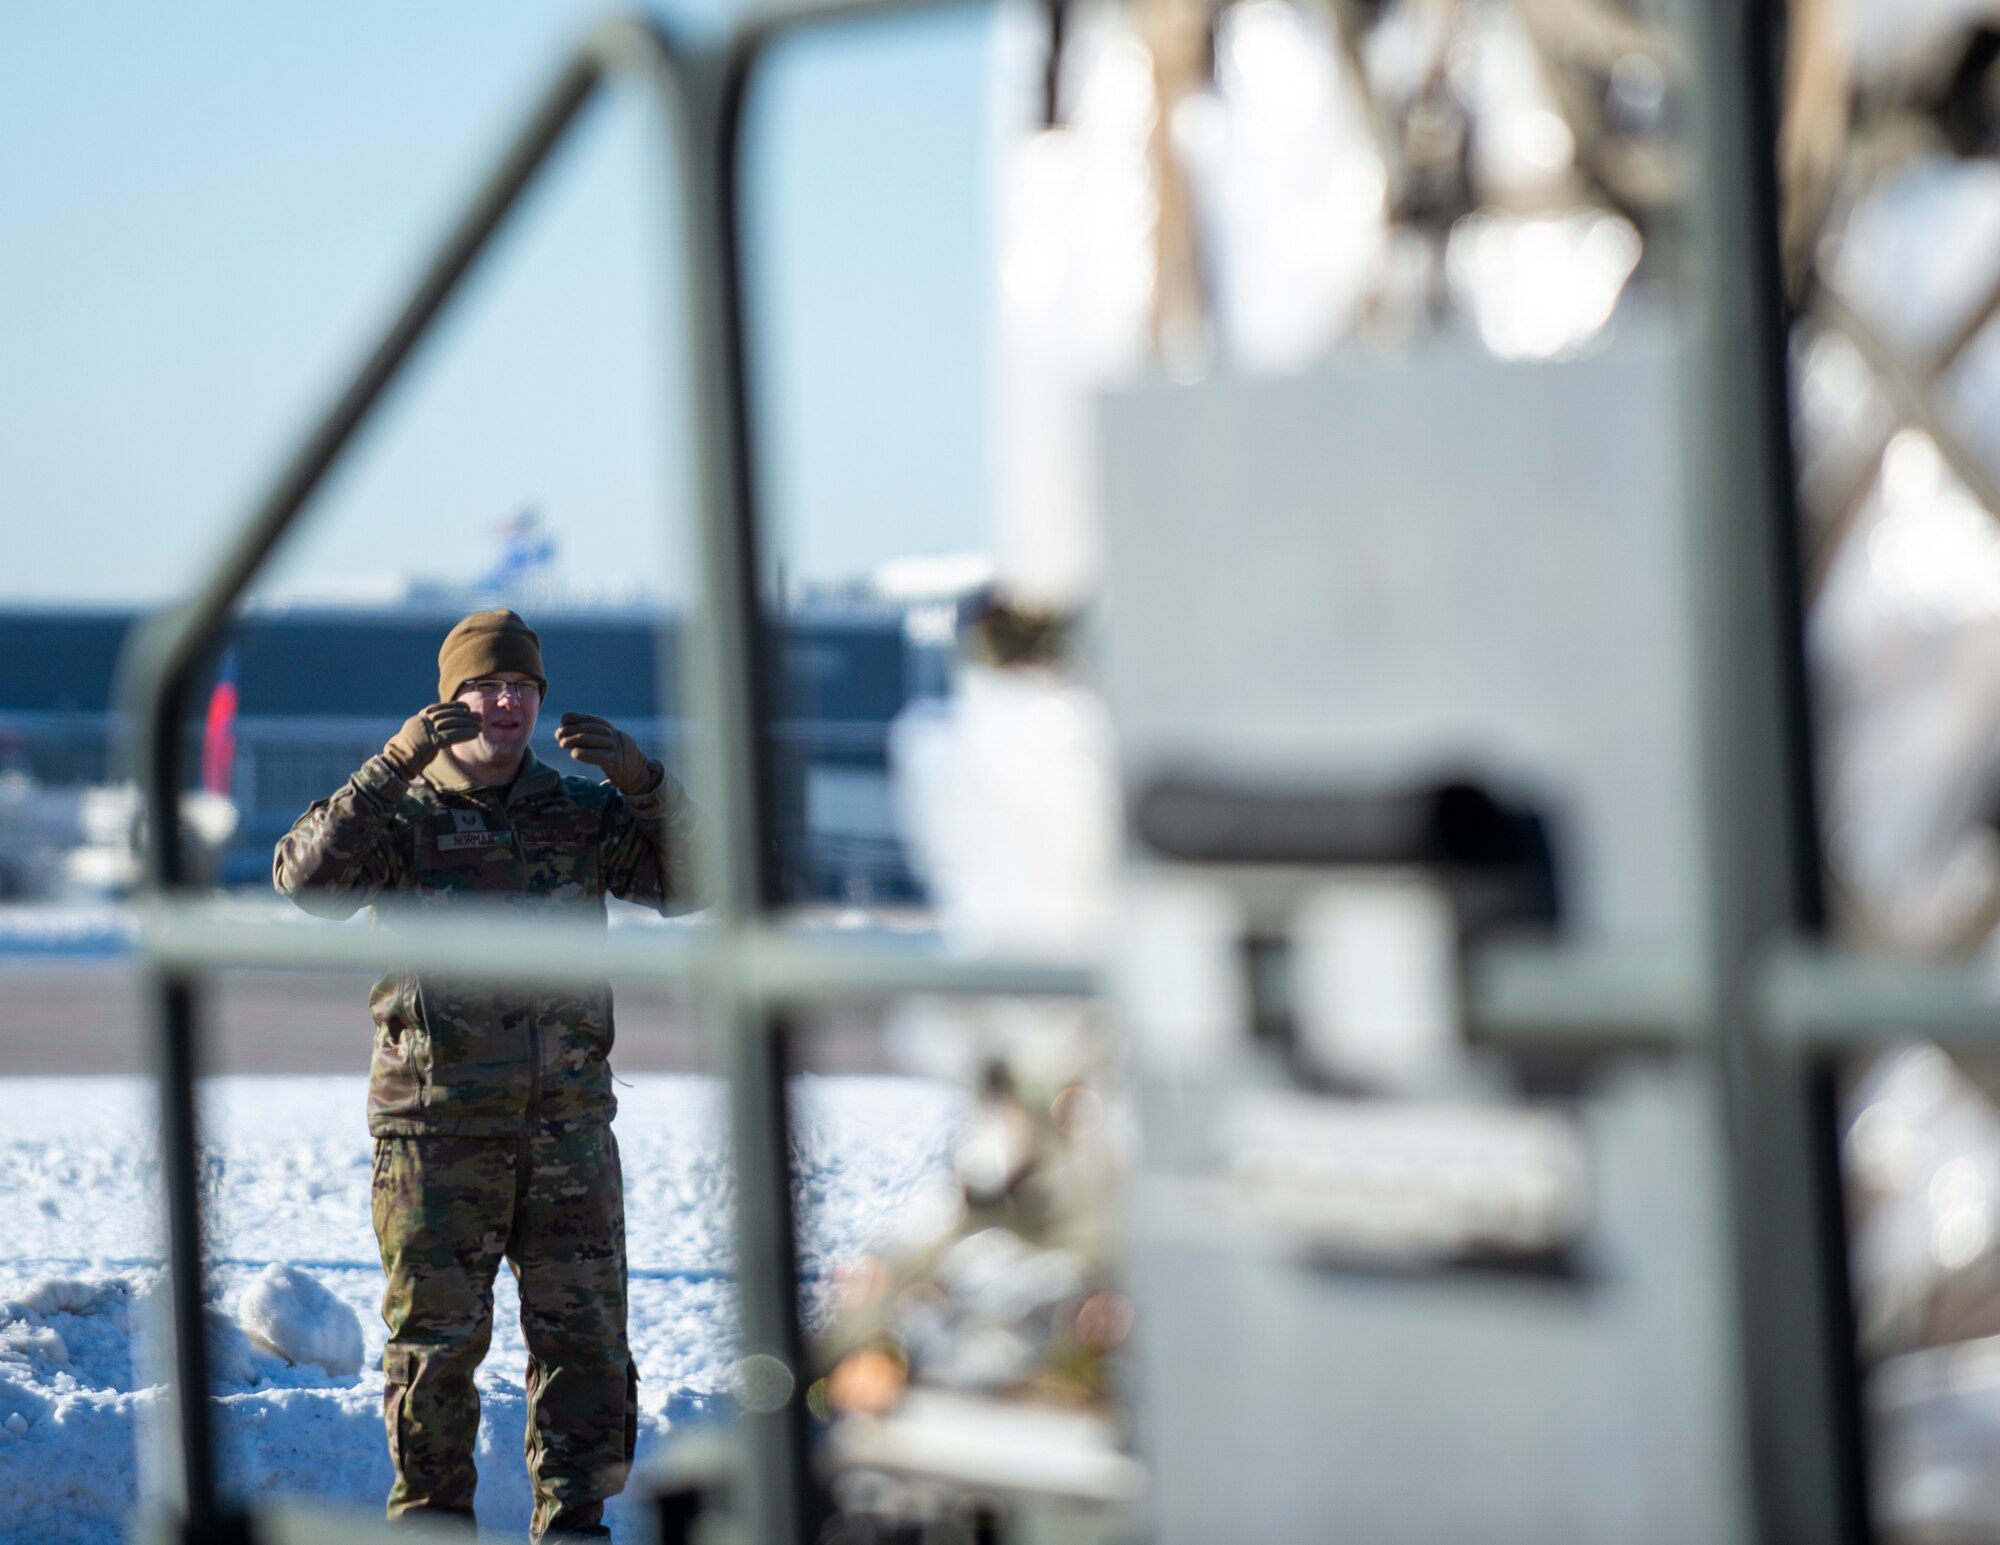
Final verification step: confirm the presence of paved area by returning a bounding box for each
[0,961,893,1075]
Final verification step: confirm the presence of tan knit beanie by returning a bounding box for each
[437,609,547,701]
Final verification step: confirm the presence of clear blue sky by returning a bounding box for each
[0,1,994,607]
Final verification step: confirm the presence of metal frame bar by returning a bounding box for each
[138,903,1095,1003]
[114,6,1031,1541]
[1682,0,1868,1539]
[1762,944,2000,1050]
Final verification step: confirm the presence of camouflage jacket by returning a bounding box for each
[273,749,694,1138]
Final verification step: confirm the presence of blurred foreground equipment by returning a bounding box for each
[1094,320,1779,1544]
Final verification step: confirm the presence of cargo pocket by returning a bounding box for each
[379,1341,480,1519]
[412,1024,434,1107]
[382,1344,417,1473]
[368,1023,421,1124]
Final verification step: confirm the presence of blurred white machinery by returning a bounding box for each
[1098,320,1773,1544]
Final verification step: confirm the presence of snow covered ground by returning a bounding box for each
[0,1074,965,1543]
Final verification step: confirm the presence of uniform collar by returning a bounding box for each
[423,748,559,804]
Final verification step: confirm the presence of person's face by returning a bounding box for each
[453,671,541,760]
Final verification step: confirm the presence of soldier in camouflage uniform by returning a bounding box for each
[274,609,693,1539]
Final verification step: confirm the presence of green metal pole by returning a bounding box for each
[1679,0,1865,1537]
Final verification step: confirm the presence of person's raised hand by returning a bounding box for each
[380,701,481,779]
[556,713,657,795]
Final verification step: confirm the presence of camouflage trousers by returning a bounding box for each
[372,1128,638,1538]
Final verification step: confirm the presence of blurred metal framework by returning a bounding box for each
[110,0,1957,1542]
[1779,0,2000,600]
[1776,0,2000,953]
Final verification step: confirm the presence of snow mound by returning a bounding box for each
[1,1320,67,1366]
[205,1303,258,1387]
[8,1276,112,1319]
[236,1264,364,1377]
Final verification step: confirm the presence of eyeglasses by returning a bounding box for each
[460,679,541,702]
